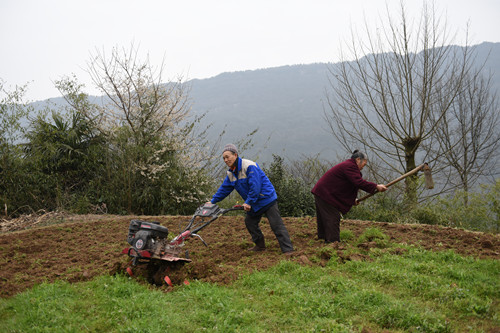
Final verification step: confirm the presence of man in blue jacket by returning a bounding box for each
[210,144,294,254]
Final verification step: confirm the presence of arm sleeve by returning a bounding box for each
[244,165,262,205]
[345,164,378,194]
[211,176,234,203]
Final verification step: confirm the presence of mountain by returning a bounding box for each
[188,63,336,163]
[188,42,500,163]
[32,42,500,164]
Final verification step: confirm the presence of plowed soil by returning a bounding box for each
[0,214,499,298]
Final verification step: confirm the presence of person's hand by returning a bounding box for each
[243,203,251,211]
[376,184,388,192]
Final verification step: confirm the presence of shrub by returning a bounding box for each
[265,155,315,217]
[410,206,447,226]
[434,187,497,232]
[347,194,404,223]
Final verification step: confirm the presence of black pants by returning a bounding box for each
[314,195,341,243]
[244,202,294,253]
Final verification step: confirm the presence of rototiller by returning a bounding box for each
[122,203,243,286]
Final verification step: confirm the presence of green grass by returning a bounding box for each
[1,247,498,332]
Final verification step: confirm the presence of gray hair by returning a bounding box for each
[351,150,367,160]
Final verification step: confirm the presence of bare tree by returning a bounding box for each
[0,80,30,146]
[427,71,500,204]
[325,1,474,204]
[84,44,258,173]
[87,45,191,151]
[288,153,333,188]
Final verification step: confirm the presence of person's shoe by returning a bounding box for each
[282,250,294,257]
[248,245,266,251]
[248,238,266,251]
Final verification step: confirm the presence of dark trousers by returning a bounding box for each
[244,202,294,253]
[314,195,341,243]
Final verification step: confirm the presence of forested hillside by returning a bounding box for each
[188,42,500,163]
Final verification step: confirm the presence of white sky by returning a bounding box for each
[1,0,499,101]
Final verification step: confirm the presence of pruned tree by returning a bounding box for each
[325,1,475,205]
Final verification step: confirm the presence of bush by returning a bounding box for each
[265,155,315,217]
[346,194,405,223]
[410,206,447,226]
[434,185,498,232]
[347,180,500,233]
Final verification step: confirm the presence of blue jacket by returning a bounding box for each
[211,157,278,213]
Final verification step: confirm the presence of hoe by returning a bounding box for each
[356,163,434,203]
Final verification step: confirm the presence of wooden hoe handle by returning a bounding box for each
[356,163,427,203]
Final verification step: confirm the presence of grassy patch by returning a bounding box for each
[357,227,389,247]
[340,229,355,242]
[1,248,498,332]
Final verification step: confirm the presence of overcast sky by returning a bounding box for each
[1,0,499,101]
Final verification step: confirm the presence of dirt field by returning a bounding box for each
[0,213,499,298]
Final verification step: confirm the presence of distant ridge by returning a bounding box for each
[188,42,500,163]
[32,42,500,164]
[188,62,336,163]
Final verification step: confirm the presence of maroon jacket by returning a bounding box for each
[311,158,378,214]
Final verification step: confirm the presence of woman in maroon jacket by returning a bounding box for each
[311,150,387,243]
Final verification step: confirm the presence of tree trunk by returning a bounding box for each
[403,137,420,206]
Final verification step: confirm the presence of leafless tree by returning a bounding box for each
[426,71,500,204]
[0,80,30,145]
[325,1,474,205]
[87,44,191,151]
[288,153,335,188]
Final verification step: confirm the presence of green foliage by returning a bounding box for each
[0,83,32,216]
[357,227,389,249]
[89,123,213,215]
[346,180,500,232]
[23,109,104,212]
[484,179,500,232]
[339,229,354,242]
[425,181,500,232]
[2,69,499,232]
[1,69,219,216]
[347,194,406,223]
[0,81,29,145]
[0,144,30,215]
[2,247,498,332]
[410,206,447,226]
[265,155,315,217]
